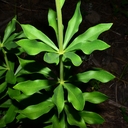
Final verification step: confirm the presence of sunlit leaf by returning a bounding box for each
[80,111,105,124]
[13,80,50,95]
[44,52,59,65]
[16,39,56,55]
[83,91,108,104]
[76,68,115,83]
[65,105,86,128]
[20,24,58,51]
[17,99,54,120]
[64,83,84,110]
[60,0,65,8]
[66,23,113,52]
[52,84,64,114]
[63,1,82,49]
[63,52,82,66]
[81,39,110,55]
[2,16,16,43]
[48,9,58,39]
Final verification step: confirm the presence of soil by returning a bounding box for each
[0,0,128,127]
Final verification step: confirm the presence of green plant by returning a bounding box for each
[0,0,115,127]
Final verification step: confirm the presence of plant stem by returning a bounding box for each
[55,0,63,52]
[2,48,10,70]
[55,0,64,83]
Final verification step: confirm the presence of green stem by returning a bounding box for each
[55,0,63,52]
[55,0,64,83]
[2,48,10,70]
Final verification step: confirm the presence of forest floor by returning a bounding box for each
[0,0,128,128]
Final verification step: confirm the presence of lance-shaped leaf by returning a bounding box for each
[83,91,108,104]
[64,105,86,128]
[65,23,113,52]
[63,52,82,66]
[17,100,54,120]
[52,84,64,114]
[63,1,82,49]
[13,80,50,95]
[48,9,58,39]
[80,111,105,124]
[0,99,11,108]
[76,68,115,83]
[16,39,56,55]
[60,0,65,8]
[81,39,110,55]
[2,16,16,43]
[20,24,58,51]
[4,105,17,124]
[44,52,59,65]
[0,82,7,94]
[64,83,84,110]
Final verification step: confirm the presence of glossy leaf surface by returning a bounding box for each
[64,83,84,110]
[48,9,58,39]
[83,91,108,104]
[77,68,115,83]
[63,52,82,66]
[13,80,50,95]
[16,39,55,55]
[66,23,113,52]
[63,1,82,49]
[44,52,59,64]
[52,84,64,114]
[80,111,104,124]
[21,24,58,51]
[17,100,54,120]
[2,16,16,43]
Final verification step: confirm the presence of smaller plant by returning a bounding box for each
[0,0,115,127]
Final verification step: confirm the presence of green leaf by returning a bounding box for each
[5,70,16,84]
[4,105,17,124]
[77,68,115,83]
[16,39,56,55]
[17,57,51,77]
[63,52,82,66]
[0,66,7,77]
[0,99,11,108]
[64,83,84,110]
[65,105,86,128]
[21,24,58,51]
[7,87,21,99]
[17,99,54,120]
[2,16,16,43]
[48,9,58,39]
[60,0,65,8]
[80,111,105,124]
[13,80,50,95]
[52,84,64,114]
[0,118,6,128]
[65,23,113,52]
[83,91,108,104]
[63,1,82,49]
[52,114,65,128]
[81,39,110,55]
[44,52,59,65]
[0,82,7,94]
